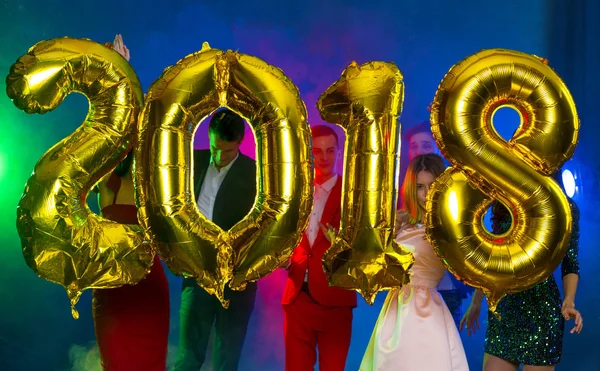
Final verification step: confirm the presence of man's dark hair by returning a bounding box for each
[209,108,245,142]
[311,125,339,146]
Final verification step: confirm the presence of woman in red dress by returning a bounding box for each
[94,148,170,370]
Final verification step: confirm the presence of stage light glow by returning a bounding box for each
[562,169,576,197]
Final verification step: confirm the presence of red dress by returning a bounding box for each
[92,173,170,371]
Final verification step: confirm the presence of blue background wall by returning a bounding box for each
[0,0,598,369]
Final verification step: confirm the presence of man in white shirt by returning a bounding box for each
[175,109,257,371]
[281,125,357,371]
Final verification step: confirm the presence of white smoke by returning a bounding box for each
[68,342,178,370]
[68,343,101,371]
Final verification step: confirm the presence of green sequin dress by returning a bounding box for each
[484,200,580,366]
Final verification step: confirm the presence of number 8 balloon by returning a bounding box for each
[426,49,578,312]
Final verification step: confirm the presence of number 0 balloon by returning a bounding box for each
[136,43,313,306]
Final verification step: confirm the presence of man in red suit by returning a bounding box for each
[281,125,357,371]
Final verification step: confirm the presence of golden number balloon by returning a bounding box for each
[7,37,153,318]
[317,61,414,304]
[427,49,578,311]
[136,42,313,306]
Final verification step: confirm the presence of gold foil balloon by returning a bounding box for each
[7,37,153,318]
[427,49,578,312]
[136,42,313,306]
[317,61,414,304]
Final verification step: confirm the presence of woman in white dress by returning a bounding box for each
[360,153,469,371]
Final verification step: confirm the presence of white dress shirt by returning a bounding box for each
[306,174,338,246]
[303,174,338,281]
[196,153,239,222]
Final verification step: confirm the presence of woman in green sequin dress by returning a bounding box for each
[461,175,583,370]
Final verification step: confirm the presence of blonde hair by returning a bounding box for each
[401,154,445,224]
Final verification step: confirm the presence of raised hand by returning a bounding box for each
[112,34,130,61]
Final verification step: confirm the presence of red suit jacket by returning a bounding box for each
[281,177,357,307]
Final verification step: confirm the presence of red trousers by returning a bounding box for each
[283,291,353,371]
[93,256,170,371]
